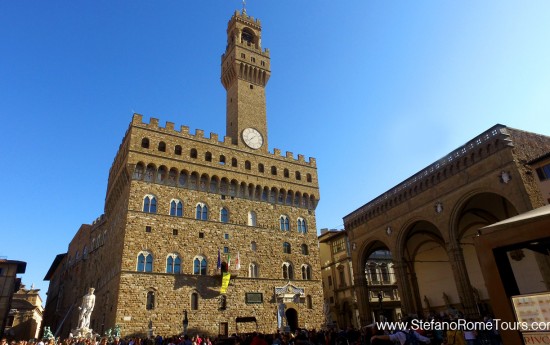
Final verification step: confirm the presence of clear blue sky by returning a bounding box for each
[2,1,549,302]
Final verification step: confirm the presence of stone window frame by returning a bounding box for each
[137,250,153,272]
[250,241,257,252]
[166,253,182,274]
[195,202,209,221]
[248,211,257,226]
[158,141,166,152]
[169,199,183,217]
[283,242,291,254]
[301,244,309,255]
[282,261,294,280]
[249,262,259,278]
[146,288,157,310]
[301,264,312,280]
[143,194,157,214]
[193,255,208,275]
[279,215,290,231]
[191,291,199,310]
[141,137,150,149]
[220,207,229,223]
[297,217,307,234]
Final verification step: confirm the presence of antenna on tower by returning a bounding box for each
[242,0,247,14]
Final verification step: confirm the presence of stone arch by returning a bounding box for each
[396,219,449,317]
[448,190,519,316]
[210,175,220,193]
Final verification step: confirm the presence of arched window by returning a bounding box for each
[301,264,312,280]
[258,163,264,173]
[249,263,259,278]
[297,218,307,234]
[245,161,251,170]
[141,138,150,148]
[200,175,208,191]
[146,291,155,310]
[248,211,257,226]
[231,158,238,167]
[301,244,309,255]
[271,166,277,175]
[306,295,313,309]
[166,254,181,274]
[220,208,229,223]
[191,292,199,310]
[251,241,257,251]
[205,152,212,162]
[193,256,207,275]
[279,215,290,231]
[284,169,289,178]
[175,145,182,155]
[190,148,198,159]
[156,166,167,183]
[307,173,312,182]
[295,171,301,180]
[178,171,188,187]
[283,242,291,254]
[143,195,157,213]
[219,155,226,165]
[282,262,294,280]
[167,168,177,186]
[196,203,208,220]
[133,162,145,180]
[137,252,153,272]
[158,141,166,152]
[144,164,156,182]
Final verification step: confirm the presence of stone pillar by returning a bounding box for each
[447,242,478,318]
[393,261,415,317]
[353,272,372,325]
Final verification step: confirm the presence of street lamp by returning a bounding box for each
[183,310,189,336]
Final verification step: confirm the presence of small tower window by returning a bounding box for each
[258,164,264,173]
[175,145,182,155]
[141,138,150,149]
[158,142,166,152]
[219,155,226,165]
[245,161,251,170]
[232,158,238,167]
[271,166,277,175]
[205,152,212,162]
[284,169,289,178]
[190,149,198,159]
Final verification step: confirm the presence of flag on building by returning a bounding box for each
[220,272,231,294]
[227,253,231,268]
[217,249,221,270]
[235,251,241,270]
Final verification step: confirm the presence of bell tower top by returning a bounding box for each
[221,9,271,152]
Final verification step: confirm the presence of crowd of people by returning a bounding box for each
[0,313,503,345]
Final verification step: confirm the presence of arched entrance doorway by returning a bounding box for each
[285,308,298,332]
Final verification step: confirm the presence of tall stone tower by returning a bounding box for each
[221,10,270,151]
[43,8,323,338]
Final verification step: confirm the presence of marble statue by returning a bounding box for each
[277,302,287,329]
[78,288,96,330]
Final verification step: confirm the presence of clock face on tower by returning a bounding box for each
[242,128,263,149]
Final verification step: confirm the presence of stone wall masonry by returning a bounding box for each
[123,180,320,279]
[115,273,324,337]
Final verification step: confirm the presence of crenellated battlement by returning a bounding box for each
[231,10,261,29]
[131,113,317,167]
